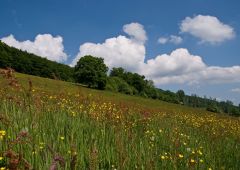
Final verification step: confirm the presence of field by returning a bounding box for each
[0,70,240,170]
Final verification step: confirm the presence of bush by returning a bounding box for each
[106,77,135,95]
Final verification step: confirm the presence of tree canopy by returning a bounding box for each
[74,55,108,90]
[0,41,74,81]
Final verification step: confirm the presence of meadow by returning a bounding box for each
[0,70,240,170]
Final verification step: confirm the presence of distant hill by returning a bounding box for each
[0,41,74,81]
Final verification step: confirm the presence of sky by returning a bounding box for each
[0,0,240,104]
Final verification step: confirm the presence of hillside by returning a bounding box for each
[0,41,239,116]
[0,70,240,169]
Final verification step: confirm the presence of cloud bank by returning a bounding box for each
[180,15,235,44]
[72,22,240,86]
[1,34,68,62]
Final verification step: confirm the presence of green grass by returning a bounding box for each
[0,72,240,169]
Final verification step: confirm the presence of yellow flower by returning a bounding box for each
[0,130,6,140]
[178,154,184,158]
[200,159,204,163]
[190,159,195,163]
[0,130,6,136]
[0,167,6,170]
[161,156,165,160]
[198,150,203,155]
[60,136,64,140]
[0,157,3,161]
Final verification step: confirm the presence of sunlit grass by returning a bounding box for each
[0,71,240,169]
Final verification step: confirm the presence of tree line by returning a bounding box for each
[1,41,239,116]
[0,41,74,81]
[74,55,240,116]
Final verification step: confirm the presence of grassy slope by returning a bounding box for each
[10,72,213,115]
[1,71,240,169]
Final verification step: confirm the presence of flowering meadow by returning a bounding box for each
[0,70,240,169]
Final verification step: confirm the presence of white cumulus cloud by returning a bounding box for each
[123,22,147,44]
[71,35,145,72]
[71,22,240,86]
[180,15,235,44]
[158,35,183,45]
[142,48,205,78]
[1,34,68,62]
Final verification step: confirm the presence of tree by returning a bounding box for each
[176,90,185,104]
[74,55,108,90]
[110,67,125,78]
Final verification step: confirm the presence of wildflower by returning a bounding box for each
[60,136,64,140]
[161,156,165,160]
[0,130,6,140]
[198,150,203,155]
[200,159,204,163]
[159,129,163,133]
[71,111,76,117]
[0,157,3,161]
[190,159,195,163]
[178,154,184,158]
[150,136,155,141]
[0,167,6,170]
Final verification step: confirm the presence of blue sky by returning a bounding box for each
[1,0,240,104]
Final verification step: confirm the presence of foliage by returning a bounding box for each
[0,41,74,81]
[106,76,136,95]
[176,90,185,103]
[109,67,240,116]
[109,67,154,97]
[74,55,108,90]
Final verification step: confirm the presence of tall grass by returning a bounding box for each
[0,70,240,169]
